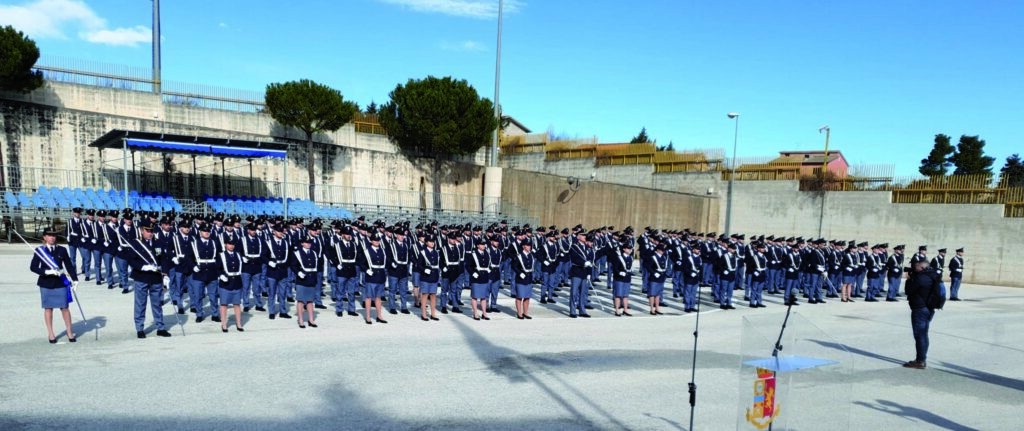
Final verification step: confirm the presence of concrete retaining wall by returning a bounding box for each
[0,82,485,198]
[725,181,1024,287]
[502,168,719,232]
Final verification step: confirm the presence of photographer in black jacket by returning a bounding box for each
[903,259,944,369]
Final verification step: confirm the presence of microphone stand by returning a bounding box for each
[688,282,707,431]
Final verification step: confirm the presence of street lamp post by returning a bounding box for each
[725,112,740,235]
[817,125,830,237]
[489,0,504,167]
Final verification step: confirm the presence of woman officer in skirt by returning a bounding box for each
[218,240,246,332]
[30,230,80,343]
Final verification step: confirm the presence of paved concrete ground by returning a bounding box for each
[1,247,1022,430]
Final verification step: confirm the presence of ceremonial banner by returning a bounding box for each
[736,312,852,430]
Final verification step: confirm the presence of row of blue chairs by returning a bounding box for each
[3,187,184,213]
[205,196,352,219]
[206,196,352,218]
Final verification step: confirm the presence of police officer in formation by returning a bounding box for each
[42,208,975,342]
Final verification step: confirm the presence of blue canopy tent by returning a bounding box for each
[88,130,293,217]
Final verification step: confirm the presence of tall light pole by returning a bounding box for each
[489,0,504,167]
[817,125,830,237]
[724,112,740,235]
[152,0,161,95]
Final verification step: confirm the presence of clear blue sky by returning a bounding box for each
[3,0,1022,176]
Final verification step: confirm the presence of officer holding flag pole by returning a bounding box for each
[28,230,80,344]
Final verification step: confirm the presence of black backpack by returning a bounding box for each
[925,271,946,310]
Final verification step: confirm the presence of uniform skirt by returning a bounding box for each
[471,282,490,299]
[514,281,532,300]
[420,281,438,295]
[363,283,384,299]
[296,284,318,303]
[647,281,665,298]
[219,289,242,305]
[40,287,69,309]
[612,281,631,298]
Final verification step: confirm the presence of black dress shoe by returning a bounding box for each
[244,306,252,312]
[195,316,205,323]
[865,298,878,302]
[137,331,146,339]
[540,298,548,304]
[269,314,277,320]
[298,323,306,329]
[279,313,292,319]
[68,336,77,342]
[451,307,462,313]
[336,312,344,317]
[720,305,728,310]
[749,304,758,308]
[255,306,266,312]
[308,322,318,328]
[156,330,171,337]
[190,307,197,313]
[517,315,524,320]
[401,309,410,314]
[347,311,358,316]
[757,304,767,308]
[48,337,57,344]
[622,311,632,316]
[121,288,130,294]
[551,293,559,298]
[421,316,429,321]
[211,316,222,323]
[365,320,372,325]
[817,299,827,304]
[388,309,398,315]
[584,305,594,310]
[886,298,898,302]
[651,311,657,315]
[222,328,228,333]
[569,314,577,318]
[177,308,185,315]
[376,318,388,324]
[474,316,481,321]
[314,304,327,310]
[237,327,245,332]
[85,276,91,281]
[482,315,491,320]
[430,316,439,321]
[287,298,295,303]
[580,313,591,318]
[262,292,269,297]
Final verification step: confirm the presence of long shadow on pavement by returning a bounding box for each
[854,399,980,431]
[448,317,630,429]
[809,339,904,365]
[934,361,1024,393]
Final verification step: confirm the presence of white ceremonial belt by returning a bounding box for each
[225,272,241,277]
[340,258,356,263]
[197,259,216,263]
[245,254,261,258]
